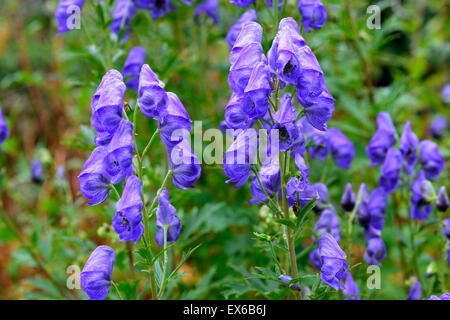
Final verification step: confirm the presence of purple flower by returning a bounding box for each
[327,128,354,169]
[302,120,328,160]
[399,121,419,175]
[229,0,255,8]
[80,245,115,300]
[441,84,450,105]
[314,208,341,242]
[407,282,422,300]
[341,183,355,212]
[249,158,281,204]
[79,146,111,206]
[242,61,272,120]
[419,140,444,180]
[224,93,254,129]
[379,148,402,194]
[298,0,327,33]
[278,274,300,291]
[156,188,181,246]
[342,273,361,300]
[158,92,192,148]
[364,188,388,239]
[224,128,258,188]
[112,175,144,243]
[286,177,317,208]
[194,0,219,24]
[357,183,370,228]
[429,116,447,140]
[103,120,134,184]
[318,233,348,290]
[167,138,201,190]
[31,160,45,184]
[0,108,9,146]
[122,46,146,91]
[366,112,397,167]
[226,10,257,48]
[230,22,263,66]
[410,170,432,220]
[110,0,138,42]
[309,248,322,269]
[54,0,85,34]
[437,186,449,212]
[364,236,386,266]
[138,64,168,120]
[312,182,329,214]
[429,293,450,300]
[265,0,283,11]
[148,0,171,20]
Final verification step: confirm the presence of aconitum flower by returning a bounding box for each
[419,140,444,180]
[286,178,317,207]
[429,293,450,300]
[441,84,450,105]
[156,188,181,246]
[399,121,419,175]
[410,170,432,220]
[229,22,263,66]
[242,61,271,120]
[224,129,258,188]
[148,0,171,20]
[112,175,144,243]
[341,183,355,212]
[230,0,255,8]
[366,112,397,167]
[364,236,386,266]
[138,64,168,120]
[224,93,254,129]
[407,282,423,300]
[110,0,138,42]
[54,0,85,34]
[342,273,361,300]
[80,245,115,300]
[379,148,402,194]
[31,160,45,184]
[429,116,447,140]
[314,208,341,242]
[357,183,370,228]
[312,182,329,214]
[318,233,348,290]
[0,108,9,146]
[226,10,257,48]
[158,92,192,148]
[104,120,134,184]
[249,159,281,204]
[194,0,219,24]
[79,147,111,206]
[327,128,355,169]
[122,46,146,91]
[278,274,300,291]
[297,0,327,33]
[265,0,283,11]
[437,187,449,212]
[309,248,321,269]
[167,138,201,190]
[364,188,388,239]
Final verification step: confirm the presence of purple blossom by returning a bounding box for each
[407,282,422,300]
[364,188,388,239]
[429,116,447,140]
[437,187,449,212]
[342,273,361,300]
[194,0,219,24]
[409,170,432,220]
[278,274,300,291]
[379,148,402,194]
[341,183,355,212]
[80,245,115,300]
[327,128,355,169]
[312,182,329,214]
[357,183,370,228]
[110,0,138,42]
[122,46,146,91]
[429,293,450,300]
[399,121,419,175]
[441,84,450,105]
[309,248,321,269]
[31,160,45,184]
[419,140,444,180]
[167,138,201,190]
[230,22,263,66]
[364,236,386,266]
[297,0,327,33]
[265,0,283,11]
[0,108,9,147]
[138,64,168,120]
[249,158,281,204]
[366,112,397,167]
[242,60,271,120]
[112,175,144,243]
[137,0,171,20]
[224,93,254,129]
[226,10,257,48]
[54,0,85,34]
[286,177,317,208]
[229,0,255,8]
[318,233,348,290]
[156,188,181,246]
[314,208,341,242]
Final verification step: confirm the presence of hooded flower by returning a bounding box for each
[31,160,45,184]
[80,245,115,300]
[112,175,144,243]
[79,146,111,206]
[229,22,263,66]
[399,121,419,175]
[364,188,388,239]
[419,140,444,180]
[327,128,355,169]
[229,0,255,8]
[342,273,361,300]
[309,248,322,269]
[226,10,257,48]
[314,208,341,242]
[429,293,450,300]
[297,0,327,33]
[407,282,423,300]
[122,46,146,91]
[148,0,171,20]
[366,112,397,167]
[0,108,9,147]
[364,236,386,266]
[341,183,355,212]
[194,0,219,24]
[278,274,300,291]
[54,0,85,34]
[167,138,201,190]
[138,64,168,120]
[110,0,138,42]
[103,120,135,184]
[155,188,181,246]
[357,183,370,228]
[242,60,272,120]
[224,93,254,129]
[318,233,348,290]
[379,148,402,194]
[286,177,317,208]
[409,170,432,220]
[437,187,449,212]
[249,158,281,204]
[429,116,447,141]
[312,182,329,214]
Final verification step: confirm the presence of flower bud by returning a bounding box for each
[341,183,355,212]
[437,186,449,212]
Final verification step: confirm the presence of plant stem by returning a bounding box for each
[111,280,123,300]
[158,225,169,299]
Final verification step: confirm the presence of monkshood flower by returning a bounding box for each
[111,0,138,42]
[224,93,254,129]
[407,282,423,300]
[357,183,370,228]
[364,236,386,266]
[167,138,201,190]
[54,0,85,34]
[80,245,115,300]
[318,233,348,290]
[366,112,397,167]
[265,0,283,11]
[156,188,181,246]
[104,120,134,184]
[379,148,402,194]
[249,158,281,204]
[286,178,317,207]
[309,248,321,269]
[229,22,263,66]
[224,128,258,188]
[441,84,450,105]
[278,274,300,291]
[122,46,146,91]
[312,182,329,214]
[148,0,171,21]
[341,183,355,212]
[327,128,355,169]
[0,108,9,146]
[226,9,257,48]
[31,160,45,184]
[300,118,328,160]
[419,140,444,180]
[112,175,144,243]
[138,64,168,120]
[79,147,111,206]
[437,187,449,212]
[158,92,192,148]
[429,116,447,140]
[297,0,327,33]
[399,121,419,175]
[364,188,388,239]
[230,0,255,8]
[242,61,272,120]
[314,208,340,242]
[342,273,361,300]
[410,170,432,220]
[429,293,450,300]
[194,0,219,25]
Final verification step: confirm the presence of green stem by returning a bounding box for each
[111,280,123,300]
[158,225,169,299]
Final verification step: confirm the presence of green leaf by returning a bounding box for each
[275,219,296,230]
[167,244,201,281]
